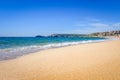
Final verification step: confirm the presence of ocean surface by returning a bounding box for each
[0,37,108,61]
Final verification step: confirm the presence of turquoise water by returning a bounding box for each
[0,37,107,60]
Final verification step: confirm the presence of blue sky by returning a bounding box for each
[0,0,120,36]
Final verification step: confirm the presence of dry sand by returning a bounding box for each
[0,40,120,80]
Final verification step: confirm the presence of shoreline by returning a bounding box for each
[0,40,120,80]
[0,40,106,62]
[0,37,112,61]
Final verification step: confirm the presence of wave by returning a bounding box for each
[0,39,108,61]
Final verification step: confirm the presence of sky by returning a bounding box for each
[0,0,120,37]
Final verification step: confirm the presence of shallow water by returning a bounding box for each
[0,37,107,60]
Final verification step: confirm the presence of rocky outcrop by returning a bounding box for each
[49,34,87,37]
[89,30,120,37]
[35,35,46,37]
[36,30,120,38]
[36,34,87,38]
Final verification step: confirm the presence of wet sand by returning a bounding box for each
[0,40,120,80]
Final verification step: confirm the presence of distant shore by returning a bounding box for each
[0,40,120,80]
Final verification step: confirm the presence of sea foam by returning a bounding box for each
[0,39,108,61]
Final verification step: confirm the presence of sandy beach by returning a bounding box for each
[0,40,120,80]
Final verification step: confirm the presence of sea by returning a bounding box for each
[0,37,108,61]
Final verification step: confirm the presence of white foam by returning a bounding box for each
[0,39,108,61]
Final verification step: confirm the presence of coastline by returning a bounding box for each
[0,37,109,61]
[0,40,120,80]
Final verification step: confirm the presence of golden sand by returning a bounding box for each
[0,40,120,80]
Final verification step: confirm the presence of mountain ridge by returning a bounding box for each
[36,30,120,37]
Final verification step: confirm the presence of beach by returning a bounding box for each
[0,40,120,80]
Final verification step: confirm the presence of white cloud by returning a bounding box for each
[73,18,120,33]
[112,23,120,27]
[90,23,109,27]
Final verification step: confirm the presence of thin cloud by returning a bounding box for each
[112,23,120,27]
[73,21,120,33]
[74,17,120,33]
[90,23,109,27]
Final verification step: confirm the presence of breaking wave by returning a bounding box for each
[0,39,108,61]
